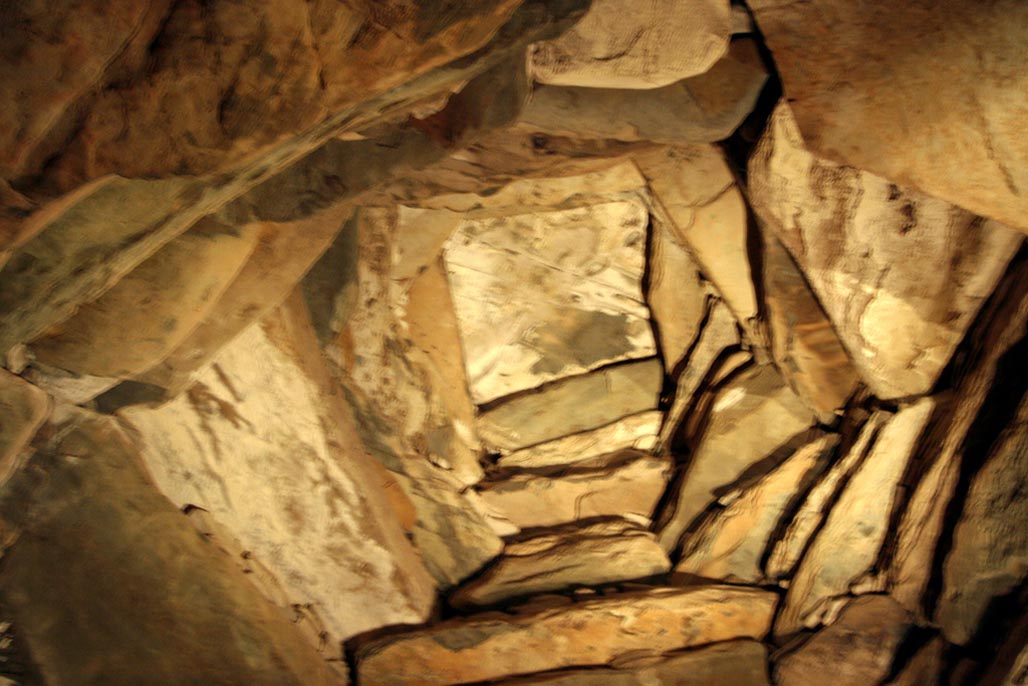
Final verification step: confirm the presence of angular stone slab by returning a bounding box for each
[498,410,662,469]
[531,0,732,89]
[478,452,672,530]
[747,0,1028,233]
[937,393,1028,645]
[476,358,663,453]
[449,518,670,609]
[774,596,912,686]
[478,640,771,686]
[777,399,934,637]
[0,409,343,686]
[676,434,838,584]
[657,364,813,552]
[120,303,436,645]
[356,584,778,686]
[444,200,655,404]
[749,104,1022,398]
[0,370,49,486]
[648,214,707,373]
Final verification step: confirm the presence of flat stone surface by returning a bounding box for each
[749,104,1022,399]
[676,434,838,584]
[657,364,813,552]
[498,410,663,469]
[476,357,663,453]
[444,200,655,404]
[774,595,911,686]
[449,518,671,608]
[120,303,436,646]
[747,0,1028,233]
[777,399,934,637]
[0,409,344,686]
[356,584,778,686]
[531,0,731,89]
[478,451,673,530]
[481,640,771,686]
[648,214,707,373]
[0,369,49,486]
[938,393,1028,645]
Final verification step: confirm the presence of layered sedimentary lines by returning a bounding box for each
[0,3,1025,685]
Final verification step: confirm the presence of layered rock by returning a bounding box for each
[356,585,777,686]
[497,411,662,469]
[449,518,671,608]
[0,370,49,485]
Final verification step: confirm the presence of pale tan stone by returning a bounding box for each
[777,400,934,637]
[449,518,670,608]
[657,364,813,552]
[749,104,1022,399]
[443,200,655,404]
[498,411,663,469]
[476,357,664,453]
[390,207,463,281]
[747,0,1028,232]
[774,596,911,686]
[531,0,732,89]
[0,370,50,487]
[676,434,838,584]
[356,584,778,686]
[119,305,436,646]
[478,452,672,530]
[648,215,707,372]
[30,218,259,378]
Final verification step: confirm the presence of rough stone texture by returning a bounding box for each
[531,0,732,89]
[119,302,436,646]
[647,214,707,373]
[766,415,884,582]
[937,393,1028,645]
[774,595,912,686]
[444,200,655,404]
[892,637,945,686]
[476,357,663,453]
[676,434,838,584]
[636,146,757,327]
[0,408,344,686]
[449,518,671,608]
[0,370,49,486]
[523,38,767,143]
[777,399,934,637]
[747,0,1028,232]
[498,411,662,469]
[356,585,777,686]
[762,231,859,423]
[657,364,813,552]
[478,452,673,530]
[29,218,259,378]
[481,640,771,686]
[750,104,1022,399]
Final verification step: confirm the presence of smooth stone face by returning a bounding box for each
[774,596,912,686]
[476,357,664,453]
[531,0,732,89]
[478,451,673,530]
[749,104,1022,399]
[0,369,50,486]
[647,215,707,373]
[676,434,838,584]
[486,640,771,686]
[498,410,663,469]
[449,518,671,608]
[120,305,436,646]
[938,393,1028,646]
[0,409,344,686]
[356,585,778,686]
[747,0,1028,233]
[522,38,767,144]
[444,200,655,405]
[777,399,935,637]
[657,364,813,552]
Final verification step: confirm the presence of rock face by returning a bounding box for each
[119,303,436,646]
[498,411,662,469]
[747,0,1028,232]
[356,585,777,686]
[750,104,1022,399]
[449,518,670,608]
[0,409,344,686]
[0,370,49,485]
